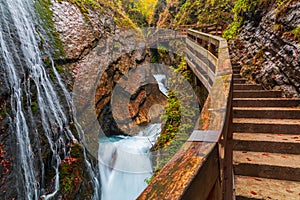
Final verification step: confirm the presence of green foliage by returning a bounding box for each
[151,57,196,172]
[232,0,257,19]
[113,10,140,30]
[223,0,294,41]
[121,0,158,26]
[222,0,258,41]
[222,17,243,41]
[157,45,168,54]
[174,0,233,26]
[292,26,300,42]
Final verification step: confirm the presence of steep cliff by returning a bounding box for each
[229,0,300,97]
[46,0,168,198]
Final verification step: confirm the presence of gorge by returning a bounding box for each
[0,0,202,199]
[1,0,299,199]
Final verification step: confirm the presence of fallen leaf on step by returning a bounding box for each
[250,191,257,195]
[281,155,287,158]
[277,134,283,136]
[262,153,269,156]
[286,189,293,193]
[246,157,251,161]
[254,178,262,181]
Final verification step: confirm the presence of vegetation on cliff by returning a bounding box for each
[223,0,298,40]
[120,0,158,26]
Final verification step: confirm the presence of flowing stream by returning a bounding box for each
[98,74,168,200]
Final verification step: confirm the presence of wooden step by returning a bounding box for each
[234,84,262,90]
[233,74,242,79]
[233,98,300,107]
[232,65,242,70]
[233,90,282,98]
[233,107,300,119]
[235,175,300,200]
[234,78,247,84]
[233,118,300,134]
[233,68,241,73]
[233,133,300,154]
[233,151,300,181]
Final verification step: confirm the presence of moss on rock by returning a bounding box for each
[35,0,65,60]
[59,143,93,199]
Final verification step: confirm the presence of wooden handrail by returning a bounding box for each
[138,29,233,199]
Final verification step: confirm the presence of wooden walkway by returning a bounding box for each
[232,64,300,199]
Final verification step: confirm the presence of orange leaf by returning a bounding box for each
[262,153,269,156]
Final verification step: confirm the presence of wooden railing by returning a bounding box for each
[177,24,225,36]
[139,29,233,199]
[158,23,226,36]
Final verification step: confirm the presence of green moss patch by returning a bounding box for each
[59,144,92,198]
[35,0,65,60]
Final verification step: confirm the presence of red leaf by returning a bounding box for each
[286,189,293,193]
[262,153,269,156]
[246,157,251,161]
[250,191,257,195]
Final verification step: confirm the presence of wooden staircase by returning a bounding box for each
[232,64,300,199]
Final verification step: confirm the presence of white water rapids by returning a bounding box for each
[98,74,168,200]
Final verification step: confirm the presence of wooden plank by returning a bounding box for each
[181,145,220,200]
[138,142,217,200]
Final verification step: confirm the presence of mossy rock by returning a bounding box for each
[35,0,65,60]
[59,144,93,198]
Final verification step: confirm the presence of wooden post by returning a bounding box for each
[223,79,234,200]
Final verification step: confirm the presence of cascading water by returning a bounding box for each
[0,0,99,199]
[99,124,161,200]
[0,0,174,198]
[98,74,168,200]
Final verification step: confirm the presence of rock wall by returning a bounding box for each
[230,1,300,97]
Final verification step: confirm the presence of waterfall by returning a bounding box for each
[0,0,172,198]
[99,124,161,200]
[0,0,99,199]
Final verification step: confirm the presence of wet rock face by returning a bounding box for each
[230,2,300,97]
[51,1,168,137]
[51,0,115,61]
[96,64,168,136]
